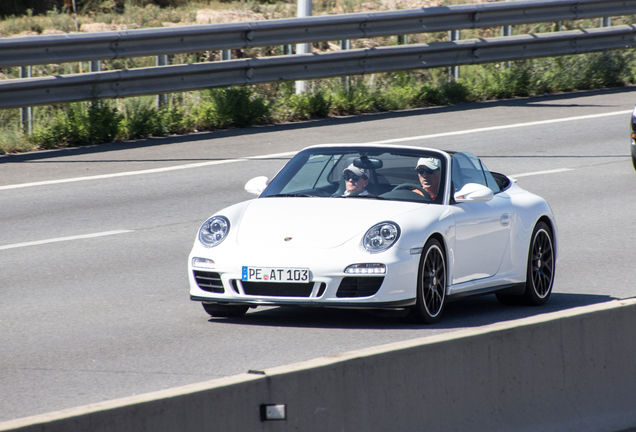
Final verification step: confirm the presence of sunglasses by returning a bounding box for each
[417,167,437,176]
[344,171,366,182]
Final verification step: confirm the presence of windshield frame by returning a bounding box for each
[260,145,450,205]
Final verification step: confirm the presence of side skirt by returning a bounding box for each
[446,282,526,302]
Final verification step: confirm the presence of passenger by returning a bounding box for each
[342,164,371,196]
[414,158,441,200]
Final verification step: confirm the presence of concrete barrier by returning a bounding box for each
[2,298,636,432]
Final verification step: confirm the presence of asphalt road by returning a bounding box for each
[1,87,636,422]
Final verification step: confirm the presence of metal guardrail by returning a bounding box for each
[1,0,635,109]
[1,0,634,68]
[2,26,635,109]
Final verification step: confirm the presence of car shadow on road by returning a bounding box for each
[205,292,618,330]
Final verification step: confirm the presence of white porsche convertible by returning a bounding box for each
[188,144,557,323]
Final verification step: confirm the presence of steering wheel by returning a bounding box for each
[392,183,432,200]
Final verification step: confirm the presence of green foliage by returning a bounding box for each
[0,0,186,17]
[28,99,122,148]
[330,80,377,115]
[461,50,635,100]
[413,84,443,107]
[273,87,331,121]
[468,63,533,100]
[0,1,57,18]
[438,80,470,104]
[3,50,636,155]
[0,128,34,155]
[120,97,158,139]
[157,104,192,135]
[197,87,270,129]
[88,100,122,143]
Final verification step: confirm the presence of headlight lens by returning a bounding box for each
[198,216,230,247]
[363,222,400,253]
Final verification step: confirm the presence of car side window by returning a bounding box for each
[480,160,501,194]
[451,152,501,194]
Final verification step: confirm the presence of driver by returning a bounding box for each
[342,164,371,196]
[413,158,441,200]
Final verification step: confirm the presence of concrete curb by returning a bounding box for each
[2,298,636,432]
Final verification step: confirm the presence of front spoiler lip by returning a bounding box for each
[190,295,415,309]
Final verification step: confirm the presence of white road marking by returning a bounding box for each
[510,168,574,178]
[0,151,296,191]
[1,110,629,191]
[369,110,632,144]
[0,230,133,251]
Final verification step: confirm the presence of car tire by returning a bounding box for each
[497,221,555,306]
[632,154,636,171]
[202,303,249,318]
[406,238,446,324]
[523,221,555,305]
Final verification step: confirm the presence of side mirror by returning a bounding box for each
[454,183,494,203]
[244,176,269,196]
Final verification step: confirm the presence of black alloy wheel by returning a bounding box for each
[407,238,446,324]
[496,221,555,306]
[524,222,555,305]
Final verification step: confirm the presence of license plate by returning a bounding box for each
[242,266,310,283]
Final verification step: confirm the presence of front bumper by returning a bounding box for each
[188,242,419,309]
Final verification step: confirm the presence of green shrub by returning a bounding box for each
[156,104,192,135]
[198,87,270,129]
[0,1,57,17]
[0,128,34,154]
[438,80,469,104]
[414,84,443,106]
[29,108,74,149]
[468,63,533,100]
[120,97,159,139]
[330,80,377,115]
[28,100,122,148]
[273,90,331,121]
[88,100,122,144]
[582,51,632,89]
[0,0,188,17]
[4,50,636,154]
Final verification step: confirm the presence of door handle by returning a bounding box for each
[500,213,510,226]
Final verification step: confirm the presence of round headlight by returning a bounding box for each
[363,221,400,253]
[199,216,230,247]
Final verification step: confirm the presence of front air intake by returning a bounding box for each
[336,277,384,298]
[193,271,224,293]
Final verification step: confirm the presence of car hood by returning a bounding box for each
[235,197,422,249]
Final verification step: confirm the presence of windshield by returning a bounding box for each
[261,146,447,204]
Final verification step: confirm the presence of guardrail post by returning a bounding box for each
[601,17,611,27]
[90,60,101,73]
[502,25,512,68]
[20,66,33,135]
[221,50,232,61]
[283,44,293,55]
[156,55,169,108]
[397,34,408,45]
[295,0,312,94]
[340,39,351,92]
[449,29,460,80]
